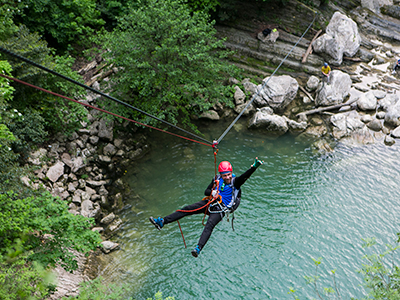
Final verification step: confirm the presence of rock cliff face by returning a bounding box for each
[215,0,400,80]
[214,0,400,149]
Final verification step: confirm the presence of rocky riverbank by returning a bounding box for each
[22,73,151,297]
[209,0,400,152]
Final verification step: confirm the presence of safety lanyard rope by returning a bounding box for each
[0,46,213,146]
[0,73,213,148]
[216,12,318,144]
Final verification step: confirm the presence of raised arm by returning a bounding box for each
[234,158,263,189]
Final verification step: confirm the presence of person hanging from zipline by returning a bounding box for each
[149,157,263,257]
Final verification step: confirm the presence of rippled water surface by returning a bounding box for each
[100,119,400,299]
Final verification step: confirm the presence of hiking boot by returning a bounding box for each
[149,217,163,230]
[191,245,201,258]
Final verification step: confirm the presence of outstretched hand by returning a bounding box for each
[252,157,264,168]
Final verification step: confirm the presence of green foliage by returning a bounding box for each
[185,0,220,12]
[0,0,26,40]
[1,26,88,137]
[96,0,140,30]
[0,255,56,300]
[0,59,16,146]
[29,54,88,136]
[7,110,48,160]
[61,277,175,300]
[291,237,400,300]
[62,276,132,300]
[0,124,15,143]
[15,0,105,51]
[358,237,400,299]
[0,25,53,80]
[0,59,15,103]
[0,59,22,190]
[95,0,240,128]
[0,136,20,191]
[0,191,102,272]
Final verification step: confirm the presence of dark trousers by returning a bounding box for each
[321,74,330,85]
[163,200,225,250]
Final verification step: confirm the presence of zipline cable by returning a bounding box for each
[216,12,318,144]
[0,46,213,146]
[0,73,213,148]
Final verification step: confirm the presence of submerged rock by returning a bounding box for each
[199,110,220,120]
[100,241,119,254]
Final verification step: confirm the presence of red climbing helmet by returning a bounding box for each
[218,161,233,174]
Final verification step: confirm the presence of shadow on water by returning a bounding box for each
[99,118,400,299]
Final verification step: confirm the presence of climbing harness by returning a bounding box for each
[208,175,240,231]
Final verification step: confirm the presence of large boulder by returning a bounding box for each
[384,100,400,127]
[98,118,114,141]
[284,117,308,133]
[253,75,298,112]
[357,91,378,111]
[315,70,352,106]
[330,111,374,145]
[379,94,399,112]
[242,78,257,95]
[81,200,101,219]
[306,76,320,92]
[312,11,361,65]
[199,110,220,120]
[248,107,288,136]
[234,101,256,116]
[330,111,365,139]
[234,86,246,105]
[46,161,65,183]
[362,0,393,14]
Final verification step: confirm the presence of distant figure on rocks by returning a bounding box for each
[262,28,272,36]
[258,28,279,43]
[392,59,400,75]
[321,62,331,86]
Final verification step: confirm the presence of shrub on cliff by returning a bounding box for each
[1,26,88,138]
[0,255,55,300]
[0,190,102,298]
[93,0,240,129]
[0,191,102,272]
[12,0,105,51]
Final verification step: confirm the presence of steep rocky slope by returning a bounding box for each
[215,0,400,83]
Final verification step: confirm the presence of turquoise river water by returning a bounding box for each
[100,119,400,299]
